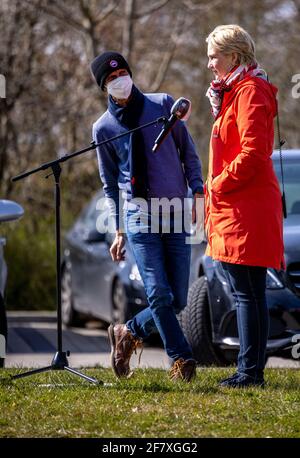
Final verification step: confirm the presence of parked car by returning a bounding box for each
[0,200,24,368]
[61,193,147,327]
[62,150,300,365]
[180,149,300,365]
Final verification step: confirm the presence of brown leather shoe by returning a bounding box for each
[169,358,196,382]
[108,324,143,378]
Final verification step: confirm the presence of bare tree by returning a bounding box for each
[1,0,299,206]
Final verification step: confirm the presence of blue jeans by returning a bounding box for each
[125,209,193,361]
[220,262,269,380]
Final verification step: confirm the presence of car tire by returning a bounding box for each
[61,264,81,327]
[0,293,7,368]
[112,278,130,324]
[178,276,226,366]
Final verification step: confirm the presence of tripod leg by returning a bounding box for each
[11,365,53,380]
[64,366,101,384]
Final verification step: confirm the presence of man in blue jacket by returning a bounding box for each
[91,51,203,382]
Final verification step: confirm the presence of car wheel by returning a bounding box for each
[112,278,130,324]
[178,276,226,366]
[0,293,7,368]
[61,264,81,327]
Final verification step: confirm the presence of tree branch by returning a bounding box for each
[182,0,223,11]
[37,0,88,33]
[12,12,39,104]
[133,0,170,19]
[149,11,186,92]
[94,0,121,24]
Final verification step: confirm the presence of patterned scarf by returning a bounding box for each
[108,85,149,199]
[206,63,268,118]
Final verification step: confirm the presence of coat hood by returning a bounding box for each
[231,76,278,117]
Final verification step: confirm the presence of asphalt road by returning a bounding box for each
[5,311,170,370]
[5,311,300,369]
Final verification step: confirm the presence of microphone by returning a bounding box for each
[152,97,192,152]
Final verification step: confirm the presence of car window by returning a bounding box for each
[83,196,111,235]
[73,196,100,232]
[273,160,300,215]
[83,204,99,232]
[73,200,95,233]
[72,194,116,239]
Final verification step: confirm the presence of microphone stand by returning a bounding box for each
[10,116,166,384]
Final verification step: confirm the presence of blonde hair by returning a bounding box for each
[206,25,256,66]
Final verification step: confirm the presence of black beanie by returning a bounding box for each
[90,51,132,91]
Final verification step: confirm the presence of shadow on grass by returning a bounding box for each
[1,368,300,394]
[0,374,219,394]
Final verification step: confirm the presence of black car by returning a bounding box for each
[179,149,300,365]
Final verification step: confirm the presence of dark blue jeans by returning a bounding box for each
[125,209,193,361]
[220,262,269,380]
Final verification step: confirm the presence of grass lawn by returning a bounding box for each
[0,367,299,438]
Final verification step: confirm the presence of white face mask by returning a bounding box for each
[106,75,133,99]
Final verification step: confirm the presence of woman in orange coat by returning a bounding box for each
[205,25,284,387]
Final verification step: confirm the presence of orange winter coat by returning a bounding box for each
[205,76,284,269]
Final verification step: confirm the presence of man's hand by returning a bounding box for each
[110,231,126,262]
[192,192,204,224]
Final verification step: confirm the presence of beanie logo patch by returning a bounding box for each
[110,60,118,68]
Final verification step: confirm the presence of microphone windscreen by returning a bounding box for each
[171,97,191,121]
